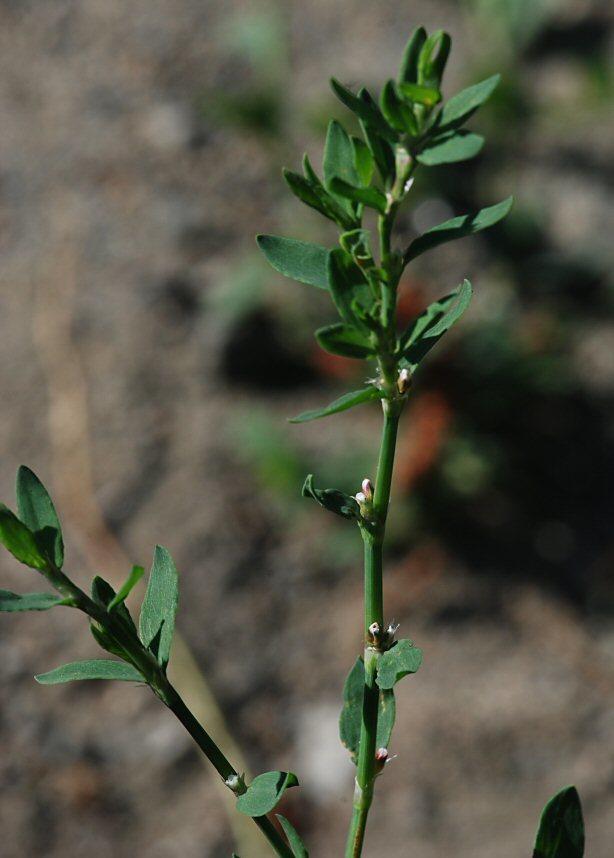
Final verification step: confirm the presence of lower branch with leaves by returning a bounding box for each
[0,24,585,858]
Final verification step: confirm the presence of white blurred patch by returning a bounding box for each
[294,702,353,804]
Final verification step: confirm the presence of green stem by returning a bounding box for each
[345,400,402,858]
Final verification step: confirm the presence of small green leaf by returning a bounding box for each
[289,386,384,424]
[90,622,127,659]
[328,178,387,215]
[380,79,418,135]
[91,574,138,637]
[399,26,427,83]
[404,197,513,264]
[417,30,451,87]
[398,291,458,353]
[330,78,397,142]
[339,658,396,764]
[35,659,143,685]
[327,249,375,333]
[0,504,47,570]
[256,235,330,290]
[351,137,375,187]
[276,815,309,858]
[417,131,484,165]
[400,280,473,372]
[315,323,375,359]
[533,786,584,858]
[376,639,423,690]
[283,167,355,231]
[302,475,360,521]
[236,771,299,817]
[397,82,441,108]
[139,545,179,668]
[0,590,68,612]
[108,565,145,612]
[302,155,358,230]
[358,90,396,182]
[323,120,359,191]
[439,74,500,129]
[16,466,64,568]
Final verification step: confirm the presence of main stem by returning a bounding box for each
[345,399,402,858]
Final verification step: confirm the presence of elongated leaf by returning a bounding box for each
[0,590,67,612]
[376,639,423,689]
[417,30,451,87]
[108,565,145,611]
[91,574,138,637]
[380,79,418,135]
[339,657,396,764]
[533,786,584,858]
[315,323,375,359]
[35,659,143,685]
[289,386,384,424]
[323,120,359,190]
[327,249,375,333]
[400,280,473,372]
[139,545,178,668]
[399,26,427,83]
[404,197,513,264]
[330,78,397,142]
[276,815,309,858]
[417,131,484,165]
[439,74,500,129]
[283,168,355,231]
[398,291,458,353]
[351,137,374,187]
[358,90,396,181]
[16,466,64,568]
[328,178,387,215]
[302,155,358,230]
[257,235,329,290]
[0,504,47,570]
[236,771,299,817]
[302,474,360,520]
[90,622,127,659]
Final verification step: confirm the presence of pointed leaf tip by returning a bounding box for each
[16,466,64,568]
[139,545,178,668]
[35,659,143,684]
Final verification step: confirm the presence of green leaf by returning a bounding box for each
[0,590,68,612]
[108,565,145,611]
[282,167,355,231]
[328,178,387,215]
[276,815,309,858]
[533,786,584,858]
[380,79,418,135]
[315,323,375,359]
[16,466,64,568]
[0,504,47,570]
[397,82,441,108]
[339,658,396,764]
[301,475,360,521]
[358,90,396,182]
[351,137,374,187]
[404,197,513,264]
[91,574,138,636]
[35,659,143,685]
[417,30,451,87]
[400,280,473,372]
[236,771,299,817]
[439,73,500,129]
[289,386,384,424]
[417,131,484,165]
[327,249,375,333]
[90,622,127,659]
[398,291,458,352]
[323,120,359,191]
[399,26,427,83]
[256,235,329,290]
[139,545,179,668]
[376,639,423,689]
[330,78,397,142]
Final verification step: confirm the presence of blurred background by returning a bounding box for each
[0,0,613,856]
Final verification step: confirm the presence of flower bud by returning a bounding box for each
[361,478,374,500]
[397,367,412,394]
